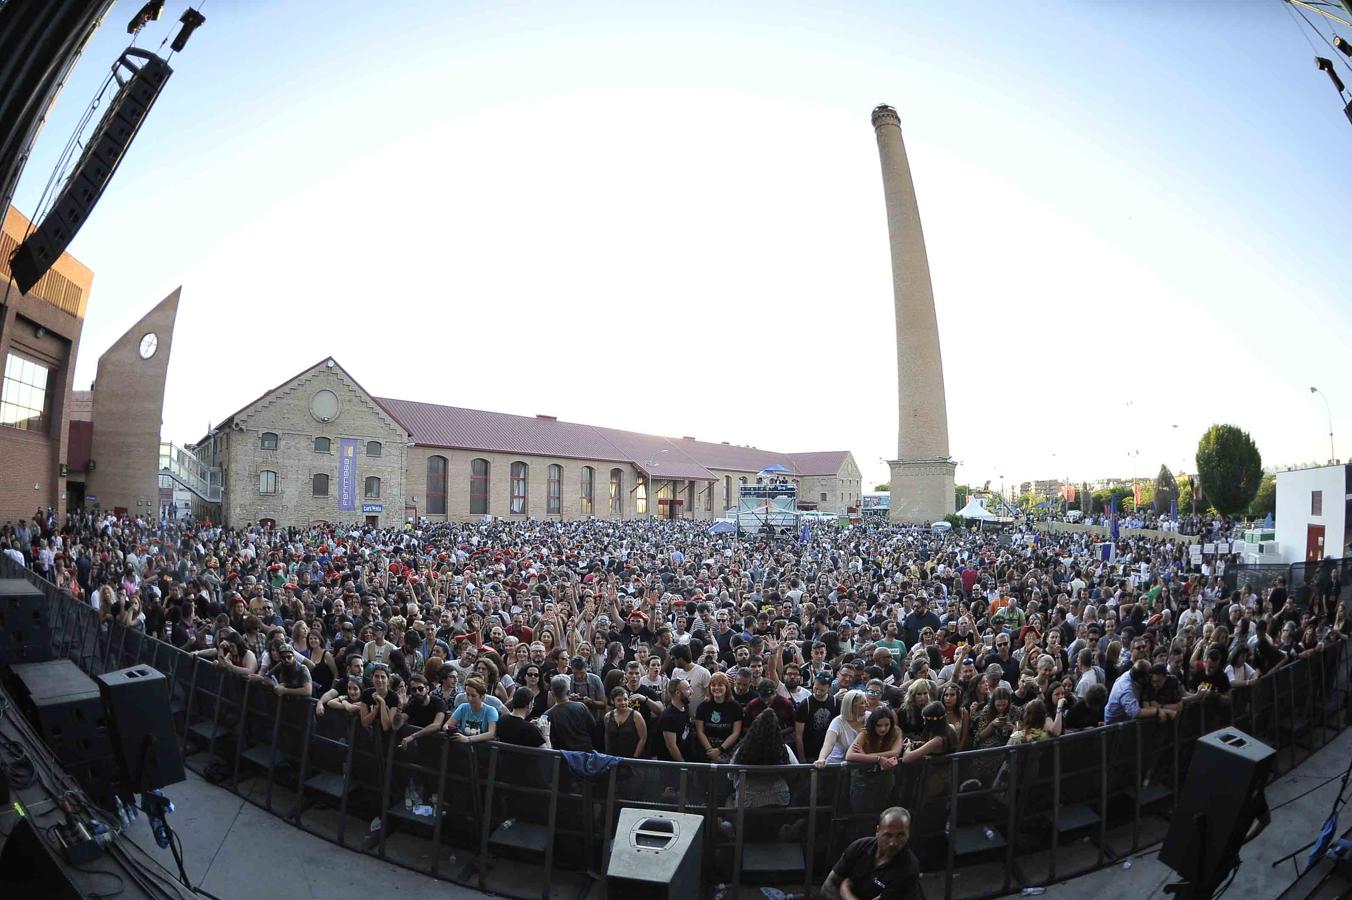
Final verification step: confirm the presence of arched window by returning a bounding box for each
[259,470,278,494]
[426,455,448,515]
[724,475,732,510]
[364,476,381,498]
[510,461,529,515]
[312,473,329,496]
[580,466,595,516]
[636,475,648,516]
[470,458,490,515]
[366,441,382,457]
[260,432,278,450]
[547,464,562,515]
[313,436,330,453]
[609,468,623,517]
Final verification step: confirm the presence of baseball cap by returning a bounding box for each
[813,672,832,683]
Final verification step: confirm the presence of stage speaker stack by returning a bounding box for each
[5,659,115,806]
[0,578,53,664]
[1160,728,1275,897]
[97,665,185,791]
[606,809,704,900]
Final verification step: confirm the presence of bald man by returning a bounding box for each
[821,806,921,900]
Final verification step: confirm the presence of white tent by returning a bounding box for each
[956,498,997,521]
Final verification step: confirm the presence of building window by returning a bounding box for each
[427,455,448,515]
[610,468,623,516]
[704,480,712,511]
[314,436,331,453]
[580,466,594,516]
[510,461,529,514]
[0,353,51,433]
[312,473,329,496]
[724,475,732,511]
[636,475,648,516]
[365,476,381,498]
[470,458,490,515]
[259,470,279,494]
[366,441,381,457]
[688,480,697,514]
[821,492,828,502]
[260,432,278,450]
[1312,490,1323,516]
[547,464,562,515]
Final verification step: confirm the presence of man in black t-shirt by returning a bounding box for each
[655,679,692,762]
[822,807,921,900]
[795,672,839,763]
[1189,647,1232,699]
[398,674,447,748]
[543,675,596,751]
[497,687,546,748]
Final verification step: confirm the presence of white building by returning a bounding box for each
[1274,463,1350,564]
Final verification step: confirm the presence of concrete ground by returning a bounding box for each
[127,727,1352,900]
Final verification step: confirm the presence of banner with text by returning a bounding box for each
[338,438,357,512]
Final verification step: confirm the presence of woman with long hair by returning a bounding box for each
[846,706,903,813]
[303,628,337,696]
[940,682,970,750]
[729,709,797,812]
[973,686,1017,750]
[902,700,960,763]
[1007,698,1059,744]
[696,671,744,762]
[898,678,935,738]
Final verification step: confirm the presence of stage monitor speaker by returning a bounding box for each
[8,48,171,294]
[6,659,111,767]
[97,664,185,792]
[0,817,82,900]
[1160,727,1274,892]
[606,809,703,900]
[0,577,53,664]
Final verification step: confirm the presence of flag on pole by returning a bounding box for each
[1109,495,1120,541]
[1133,481,1143,510]
[799,523,810,544]
[1170,499,1178,522]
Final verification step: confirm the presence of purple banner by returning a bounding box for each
[338,438,357,512]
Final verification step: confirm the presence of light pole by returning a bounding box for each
[1310,387,1336,463]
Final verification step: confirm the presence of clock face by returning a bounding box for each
[138,333,158,360]
[310,389,339,422]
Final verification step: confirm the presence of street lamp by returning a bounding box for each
[1310,387,1336,463]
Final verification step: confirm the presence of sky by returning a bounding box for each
[13,0,1352,494]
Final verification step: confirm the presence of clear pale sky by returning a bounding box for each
[14,0,1352,492]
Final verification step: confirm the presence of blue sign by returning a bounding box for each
[362,502,383,513]
[338,438,357,512]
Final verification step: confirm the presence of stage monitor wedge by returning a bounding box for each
[8,48,171,295]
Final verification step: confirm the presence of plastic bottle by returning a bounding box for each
[404,783,413,811]
[114,797,131,827]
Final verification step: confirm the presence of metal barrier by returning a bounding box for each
[2,555,1349,900]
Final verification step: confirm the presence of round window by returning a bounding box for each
[309,389,339,422]
[138,333,158,359]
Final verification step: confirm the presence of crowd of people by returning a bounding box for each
[2,507,1347,821]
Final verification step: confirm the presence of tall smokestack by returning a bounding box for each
[871,103,955,522]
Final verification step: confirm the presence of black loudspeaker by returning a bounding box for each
[6,660,111,767]
[9,48,171,294]
[0,817,82,900]
[0,577,53,664]
[1161,728,1274,892]
[97,664,185,791]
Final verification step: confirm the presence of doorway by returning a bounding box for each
[1306,524,1325,563]
[365,515,378,527]
[67,481,85,511]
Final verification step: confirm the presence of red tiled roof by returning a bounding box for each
[374,396,852,481]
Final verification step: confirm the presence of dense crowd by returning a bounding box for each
[2,508,1347,819]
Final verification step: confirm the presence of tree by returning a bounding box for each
[1177,473,1194,513]
[1195,425,1263,516]
[955,484,971,509]
[1153,465,1178,515]
[874,482,890,492]
[1248,473,1276,519]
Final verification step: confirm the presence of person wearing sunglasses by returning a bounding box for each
[398,674,446,749]
[267,646,313,698]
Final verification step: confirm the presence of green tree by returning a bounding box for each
[1177,473,1193,513]
[874,482,890,492]
[1153,465,1178,514]
[955,484,971,509]
[1195,424,1263,515]
[1248,473,1276,519]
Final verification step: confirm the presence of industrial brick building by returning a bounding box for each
[0,206,94,523]
[188,359,862,527]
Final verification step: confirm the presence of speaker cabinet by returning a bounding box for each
[606,809,704,900]
[97,664,185,792]
[6,660,110,766]
[0,578,52,664]
[1161,728,1274,890]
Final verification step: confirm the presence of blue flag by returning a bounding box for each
[1170,499,1178,523]
[799,523,810,544]
[1109,495,1120,541]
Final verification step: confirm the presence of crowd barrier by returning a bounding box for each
[2,556,1349,900]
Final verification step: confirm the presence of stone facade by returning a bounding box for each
[86,289,179,515]
[212,361,407,528]
[872,104,955,524]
